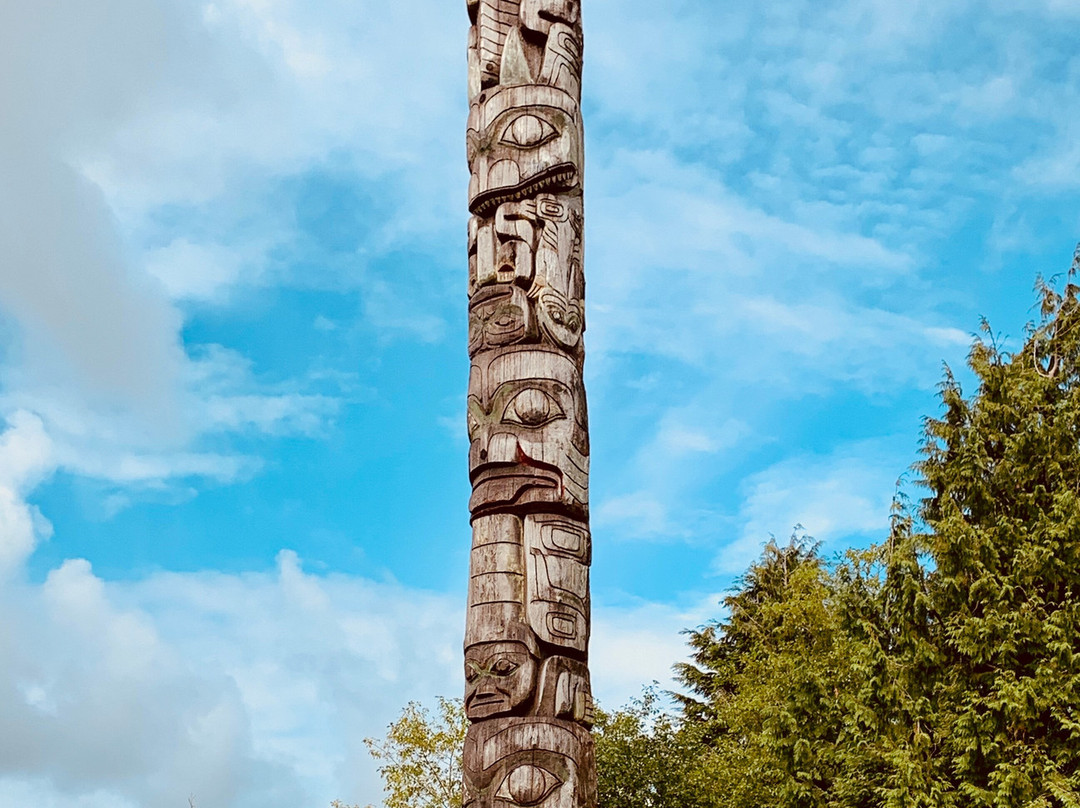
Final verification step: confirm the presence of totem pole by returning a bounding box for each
[462,1,596,806]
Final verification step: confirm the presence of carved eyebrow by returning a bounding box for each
[466,652,525,671]
[489,379,570,408]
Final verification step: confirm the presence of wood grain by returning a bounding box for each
[463,1,595,805]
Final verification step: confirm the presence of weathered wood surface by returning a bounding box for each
[463,1,595,805]
[464,718,597,808]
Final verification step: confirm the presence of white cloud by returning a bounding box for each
[595,493,668,537]
[0,549,464,807]
[594,408,749,540]
[1015,137,1080,190]
[0,4,353,507]
[0,0,462,511]
[144,238,260,303]
[0,402,703,807]
[0,412,55,577]
[0,341,343,505]
[0,411,55,493]
[586,149,963,395]
[0,537,703,807]
[0,150,187,421]
[188,345,346,439]
[592,596,721,706]
[0,781,139,808]
[77,0,465,238]
[719,441,901,573]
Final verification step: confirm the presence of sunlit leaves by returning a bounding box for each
[360,697,467,808]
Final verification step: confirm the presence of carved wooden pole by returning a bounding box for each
[462,1,596,806]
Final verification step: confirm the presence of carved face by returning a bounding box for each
[468,348,588,517]
[464,718,597,808]
[537,288,583,351]
[467,85,583,217]
[470,195,583,304]
[465,641,539,720]
[469,284,534,355]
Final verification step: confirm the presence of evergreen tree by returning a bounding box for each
[676,254,1080,806]
[840,514,952,808]
[906,251,1080,806]
[353,692,716,808]
[676,535,863,808]
[349,248,1080,808]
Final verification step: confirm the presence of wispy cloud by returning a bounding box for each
[717,440,904,573]
[595,407,749,540]
[0,0,465,514]
[2,2,1080,807]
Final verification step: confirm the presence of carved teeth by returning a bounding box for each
[471,166,578,216]
[464,0,594,798]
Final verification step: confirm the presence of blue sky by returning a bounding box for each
[2,0,1079,805]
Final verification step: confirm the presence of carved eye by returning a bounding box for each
[496,765,562,806]
[503,388,563,427]
[467,411,481,440]
[492,657,520,675]
[537,198,566,220]
[501,114,558,148]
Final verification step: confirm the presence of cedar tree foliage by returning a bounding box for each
[351,248,1080,808]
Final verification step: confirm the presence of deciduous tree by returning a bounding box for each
[352,697,467,808]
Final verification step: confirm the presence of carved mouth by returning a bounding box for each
[469,465,561,514]
[465,689,511,720]
[470,164,578,216]
[468,692,505,706]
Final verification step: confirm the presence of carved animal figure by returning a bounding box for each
[463,0,595,805]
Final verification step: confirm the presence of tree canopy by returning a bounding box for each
[350,251,1080,808]
[346,697,466,808]
[673,252,1080,808]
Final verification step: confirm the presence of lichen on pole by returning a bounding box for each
[461,1,596,806]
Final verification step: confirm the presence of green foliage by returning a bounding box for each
[594,687,717,808]
[360,697,467,808]
[905,253,1080,807]
[348,248,1080,808]
[676,535,872,808]
[675,249,1080,808]
[355,692,719,808]
[841,525,952,808]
